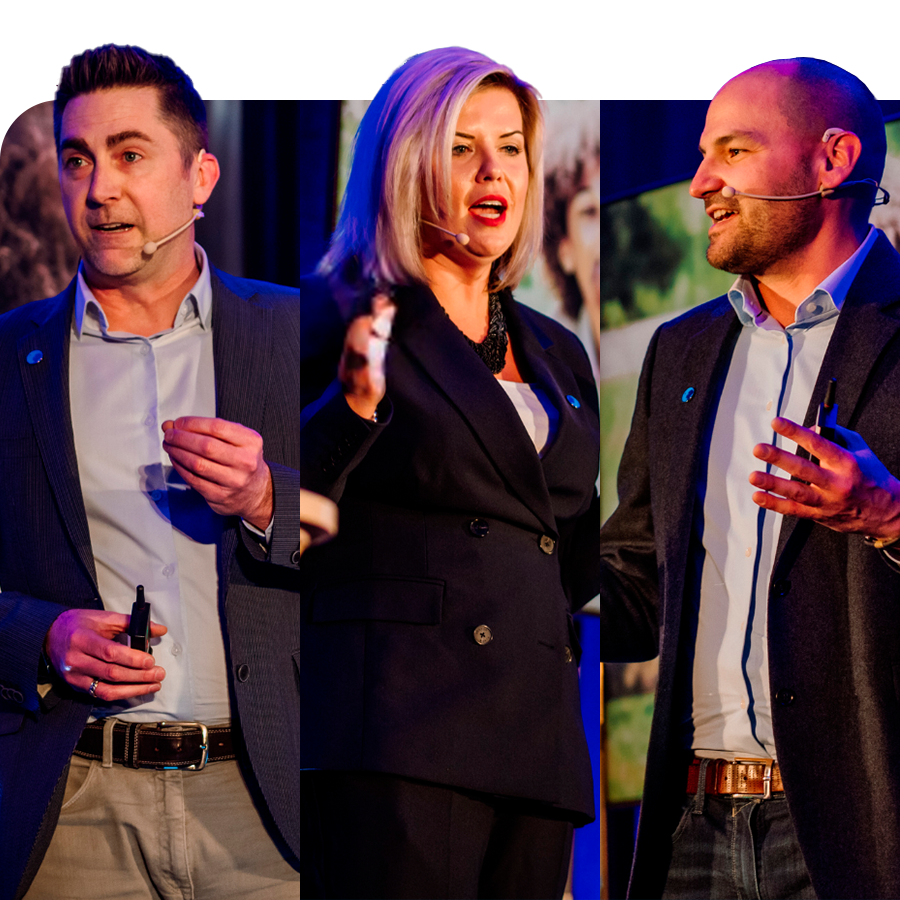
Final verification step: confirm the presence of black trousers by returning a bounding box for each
[300,770,574,899]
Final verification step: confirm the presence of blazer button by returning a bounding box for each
[236,664,251,683]
[539,535,555,555]
[473,625,493,645]
[771,579,791,598]
[469,518,490,538]
[775,689,795,706]
[564,646,574,664]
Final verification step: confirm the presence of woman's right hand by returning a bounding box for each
[338,293,396,420]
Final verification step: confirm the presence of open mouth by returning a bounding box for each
[469,196,508,224]
[91,223,134,233]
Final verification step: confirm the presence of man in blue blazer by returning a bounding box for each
[598,59,900,898]
[0,45,320,899]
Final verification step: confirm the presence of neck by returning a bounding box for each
[84,244,201,337]
[422,255,493,341]
[753,219,867,328]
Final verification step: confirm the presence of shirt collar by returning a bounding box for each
[73,244,213,339]
[727,225,878,329]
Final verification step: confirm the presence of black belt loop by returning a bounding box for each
[692,758,710,815]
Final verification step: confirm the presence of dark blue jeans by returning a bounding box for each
[661,761,816,899]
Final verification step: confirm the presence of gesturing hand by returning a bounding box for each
[750,416,900,539]
[44,609,167,701]
[161,416,273,531]
[339,294,396,421]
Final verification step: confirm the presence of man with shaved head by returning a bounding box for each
[595,58,900,898]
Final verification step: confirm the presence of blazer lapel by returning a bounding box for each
[396,286,557,535]
[777,231,900,555]
[18,284,97,587]
[658,300,742,571]
[210,270,274,570]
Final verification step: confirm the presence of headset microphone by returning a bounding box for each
[422,220,470,246]
[720,179,890,205]
[143,209,205,255]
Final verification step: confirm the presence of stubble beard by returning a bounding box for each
[706,179,821,276]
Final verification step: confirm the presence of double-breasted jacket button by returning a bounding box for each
[236,664,251,683]
[539,535,555,555]
[775,689,795,706]
[473,625,493,645]
[469,518,490,538]
[564,646,574,664]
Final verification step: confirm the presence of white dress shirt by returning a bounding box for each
[692,227,877,759]
[69,246,230,725]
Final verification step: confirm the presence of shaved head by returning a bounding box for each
[734,58,886,185]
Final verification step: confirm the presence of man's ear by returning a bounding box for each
[193,150,220,205]
[819,130,862,190]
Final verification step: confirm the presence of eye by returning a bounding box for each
[727,148,744,159]
[501,144,523,156]
[63,155,87,169]
[452,143,471,157]
[122,151,142,163]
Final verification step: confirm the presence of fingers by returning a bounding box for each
[340,295,396,420]
[46,609,167,701]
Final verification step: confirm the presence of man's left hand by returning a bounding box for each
[750,416,900,539]
[161,416,273,531]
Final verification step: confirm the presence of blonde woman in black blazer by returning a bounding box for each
[298,47,602,900]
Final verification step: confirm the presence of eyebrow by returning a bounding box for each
[698,130,764,155]
[455,130,525,141]
[59,130,154,154]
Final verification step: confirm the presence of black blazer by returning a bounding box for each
[0,269,312,900]
[597,231,900,899]
[298,278,601,823]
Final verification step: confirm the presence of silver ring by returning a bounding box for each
[88,678,100,698]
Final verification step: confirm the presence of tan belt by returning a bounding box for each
[74,720,235,770]
[687,758,784,799]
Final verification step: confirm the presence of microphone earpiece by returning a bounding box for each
[422,220,470,246]
[143,209,205,255]
[720,179,888,205]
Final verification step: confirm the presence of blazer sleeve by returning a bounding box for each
[0,591,69,714]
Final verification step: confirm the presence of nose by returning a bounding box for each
[476,148,503,183]
[86,159,122,207]
[689,156,723,199]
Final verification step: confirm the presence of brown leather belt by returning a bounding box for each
[687,758,784,799]
[74,720,235,770]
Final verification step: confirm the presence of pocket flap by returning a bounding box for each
[312,576,444,624]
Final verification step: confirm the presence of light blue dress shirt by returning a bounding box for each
[70,246,231,725]
[692,226,877,759]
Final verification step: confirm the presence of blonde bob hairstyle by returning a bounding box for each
[319,46,544,294]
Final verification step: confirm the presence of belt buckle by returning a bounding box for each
[139,721,210,771]
[733,757,774,800]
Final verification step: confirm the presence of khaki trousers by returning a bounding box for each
[25,750,300,900]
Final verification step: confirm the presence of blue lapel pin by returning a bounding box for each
[682,387,695,402]
[566,394,581,409]
[26,350,43,365]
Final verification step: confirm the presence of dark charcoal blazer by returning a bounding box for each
[0,269,312,900]
[596,231,900,899]
[297,278,601,824]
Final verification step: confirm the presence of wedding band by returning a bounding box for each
[88,678,100,697]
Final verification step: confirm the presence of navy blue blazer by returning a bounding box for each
[596,231,900,899]
[0,269,312,900]
[297,278,600,824]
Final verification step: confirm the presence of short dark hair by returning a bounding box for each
[54,44,208,169]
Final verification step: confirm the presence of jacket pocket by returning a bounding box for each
[312,575,444,624]
[0,711,24,735]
